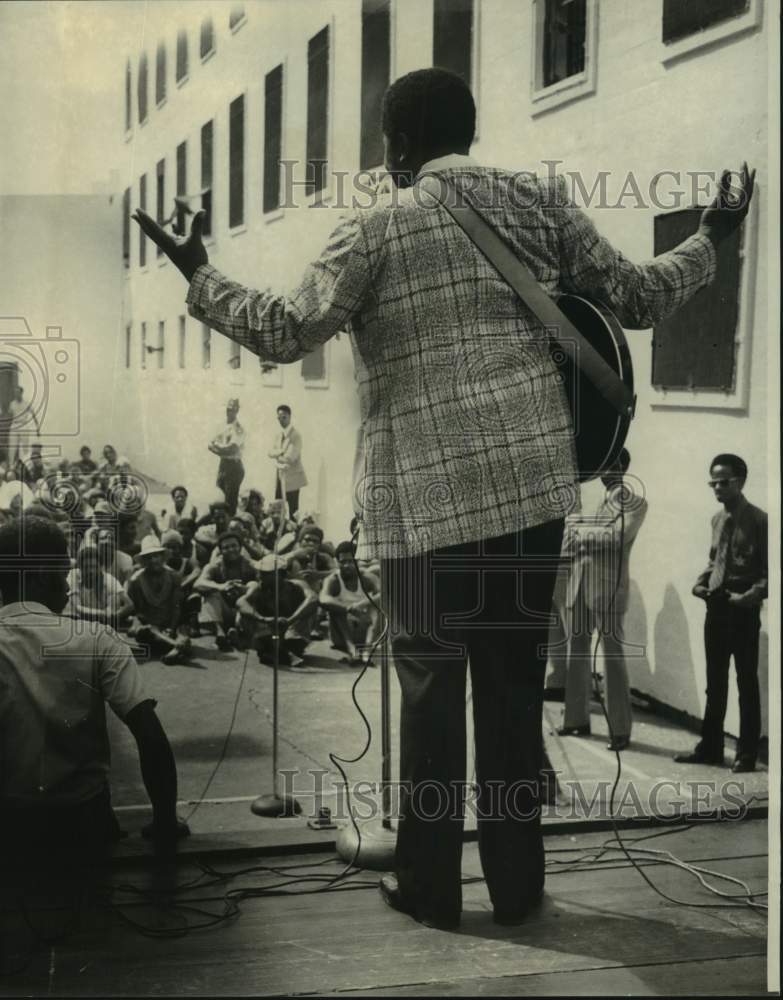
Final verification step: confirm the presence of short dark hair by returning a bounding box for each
[0,516,69,604]
[710,453,747,481]
[335,540,356,560]
[298,523,323,543]
[382,68,475,152]
[171,485,188,497]
[277,404,291,416]
[80,445,91,455]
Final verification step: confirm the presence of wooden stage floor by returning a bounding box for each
[0,817,769,997]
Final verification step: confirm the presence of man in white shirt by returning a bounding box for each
[0,516,188,863]
[209,397,246,514]
[268,404,307,516]
[7,385,40,467]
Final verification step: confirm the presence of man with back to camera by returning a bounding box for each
[268,404,307,517]
[675,454,767,773]
[134,68,754,928]
[209,397,246,514]
[0,516,188,863]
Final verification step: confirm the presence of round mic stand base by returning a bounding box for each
[250,793,302,818]
[335,820,396,871]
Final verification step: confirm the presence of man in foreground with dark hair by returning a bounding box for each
[675,454,767,773]
[0,516,188,862]
[134,67,753,928]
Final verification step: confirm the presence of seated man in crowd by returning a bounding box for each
[0,516,188,863]
[96,525,135,586]
[234,555,317,668]
[126,535,192,666]
[73,445,98,476]
[286,522,336,641]
[238,487,265,532]
[98,444,130,476]
[66,542,133,627]
[320,541,382,666]
[228,515,267,562]
[194,497,231,565]
[194,529,258,650]
[258,498,297,553]
[162,527,202,632]
[19,443,47,486]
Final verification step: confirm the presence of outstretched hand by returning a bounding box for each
[132,208,209,282]
[699,163,756,247]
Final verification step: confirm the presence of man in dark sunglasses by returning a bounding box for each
[675,454,767,772]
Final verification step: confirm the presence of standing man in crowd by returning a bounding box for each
[134,67,753,929]
[557,449,648,751]
[209,397,246,514]
[675,454,767,773]
[74,445,98,476]
[0,516,188,861]
[268,405,307,516]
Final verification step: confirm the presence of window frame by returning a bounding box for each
[650,194,759,412]
[155,40,167,107]
[125,60,132,134]
[360,0,392,173]
[176,29,189,85]
[125,324,132,369]
[122,187,131,270]
[139,173,147,268]
[178,315,187,371]
[301,341,330,389]
[228,91,247,231]
[155,158,166,260]
[432,0,481,139]
[201,118,215,241]
[137,51,149,125]
[305,20,335,205]
[200,16,216,62]
[529,0,598,117]
[229,4,247,32]
[156,319,166,371]
[140,321,147,370]
[659,0,761,64]
[262,59,287,220]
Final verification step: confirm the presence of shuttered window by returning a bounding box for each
[263,64,284,213]
[155,41,166,104]
[201,120,214,236]
[360,0,390,171]
[176,29,188,81]
[433,0,473,86]
[542,0,586,87]
[229,95,245,227]
[306,26,329,196]
[662,0,748,43]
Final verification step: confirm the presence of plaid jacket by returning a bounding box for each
[187,168,716,559]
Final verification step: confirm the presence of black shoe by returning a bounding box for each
[493,890,545,926]
[673,749,725,766]
[556,724,591,737]
[731,756,756,773]
[379,875,459,931]
[607,736,630,752]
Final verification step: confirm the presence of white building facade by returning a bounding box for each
[111,0,774,736]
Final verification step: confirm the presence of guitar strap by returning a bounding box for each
[418,175,635,418]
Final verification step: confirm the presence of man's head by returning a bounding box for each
[210,498,229,532]
[177,517,195,546]
[138,534,168,573]
[601,447,631,490]
[267,498,285,522]
[335,540,357,581]
[96,527,116,564]
[226,397,240,423]
[0,517,71,612]
[382,68,475,187]
[276,404,292,429]
[171,485,188,510]
[80,446,92,460]
[217,530,242,562]
[241,488,264,513]
[77,543,102,582]
[103,444,117,463]
[161,529,183,559]
[709,453,747,506]
[297,523,323,552]
[228,517,248,541]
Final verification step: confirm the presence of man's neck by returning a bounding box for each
[723,494,745,514]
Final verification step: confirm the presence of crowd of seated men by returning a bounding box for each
[0,443,382,670]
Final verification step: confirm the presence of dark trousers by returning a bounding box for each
[274,477,300,516]
[217,458,245,514]
[701,602,761,761]
[381,518,564,921]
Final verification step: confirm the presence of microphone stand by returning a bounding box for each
[251,468,301,818]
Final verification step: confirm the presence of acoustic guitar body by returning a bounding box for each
[552,295,635,483]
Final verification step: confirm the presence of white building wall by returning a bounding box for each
[107,0,771,733]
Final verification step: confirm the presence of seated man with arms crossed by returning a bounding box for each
[320,540,382,666]
[126,535,193,666]
[194,529,258,650]
[0,517,188,864]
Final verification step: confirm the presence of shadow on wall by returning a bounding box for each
[652,583,702,718]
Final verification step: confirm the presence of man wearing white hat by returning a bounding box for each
[126,535,192,665]
[209,398,246,514]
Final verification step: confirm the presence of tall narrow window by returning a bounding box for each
[263,64,283,214]
[360,1,390,171]
[140,322,147,368]
[125,60,132,131]
[155,41,167,104]
[176,140,187,235]
[301,344,326,382]
[178,315,187,368]
[125,324,132,369]
[229,94,245,227]
[229,4,246,29]
[176,29,188,82]
[137,52,148,122]
[542,0,586,87]
[200,17,215,58]
[157,321,165,369]
[202,325,212,368]
[306,26,330,196]
[433,0,473,86]
[156,159,165,257]
[201,120,214,236]
[228,341,241,370]
[662,0,748,43]
[139,174,147,267]
[122,187,130,268]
